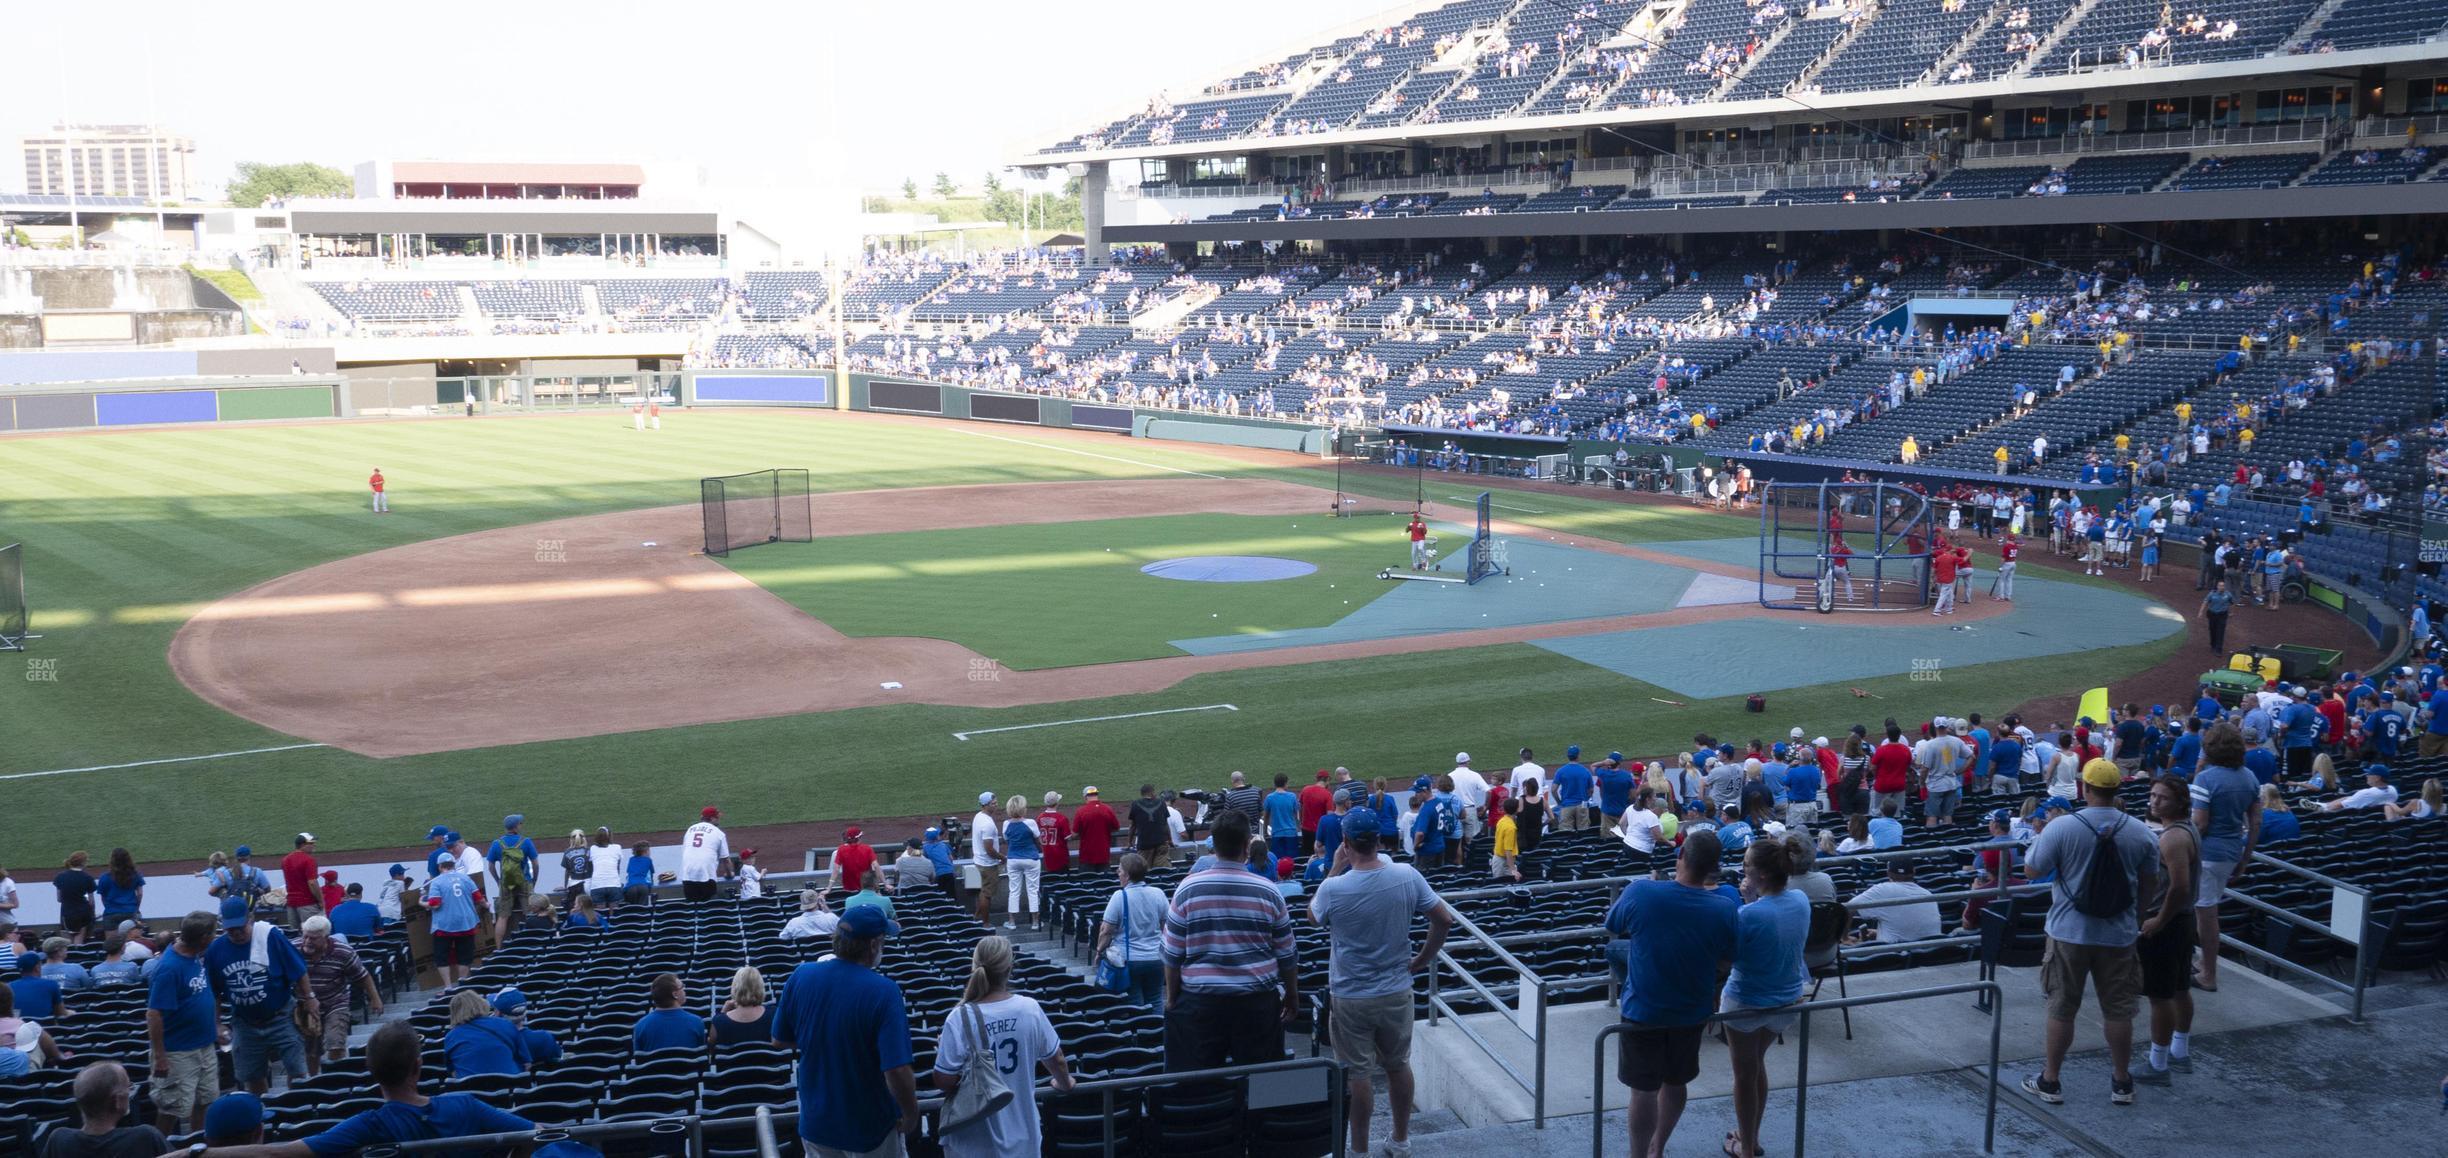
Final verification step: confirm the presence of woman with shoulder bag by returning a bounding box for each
[1094,854,1167,1009]
[934,936,1075,1157]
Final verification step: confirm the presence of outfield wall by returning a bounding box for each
[0,377,343,431]
[680,369,1333,455]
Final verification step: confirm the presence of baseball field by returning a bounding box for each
[0,407,2209,860]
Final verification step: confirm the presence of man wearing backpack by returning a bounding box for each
[2022,758,2161,1107]
[1129,785,1174,869]
[485,816,539,945]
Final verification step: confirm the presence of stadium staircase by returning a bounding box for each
[2283,0,2362,48]
[2018,0,2113,77]
[1791,0,1883,91]
[245,263,351,332]
[1922,0,2014,85]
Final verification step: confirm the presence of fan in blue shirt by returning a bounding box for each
[328,889,384,941]
[2363,704,2407,757]
[286,1023,536,1158]
[771,907,916,1155]
[441,994,531,1077]
[11,953,65,1019]
[1553,748,1594,810]
[633,974,708,1053]
[1604,841,1739,1027]
[1595,756,1636,819]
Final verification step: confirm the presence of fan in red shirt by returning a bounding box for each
[1869,727,1916,808]
[319,870,345,913]
[1071,787,1120,868]
[281,833,322,922]
[830,827,876,893]
[1036,793,1072,874]
[2315,692,2348,749]
[1297,770,1335,855]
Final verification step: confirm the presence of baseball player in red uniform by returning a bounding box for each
[369,468,388,514]
[1996,535,2020,600]
[648,400,662,431]
[1828,535,1854,602]
[1408,513,1430,570]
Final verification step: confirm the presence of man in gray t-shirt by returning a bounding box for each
[2187,724,2262,992]
[1309,812,1452,1158]
[2021,759,2161,1107]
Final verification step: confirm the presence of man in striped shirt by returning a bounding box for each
[1162,809,1297,1071]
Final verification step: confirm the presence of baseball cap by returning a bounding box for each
[2040,797,2075,815]
[844,826,862,840]
[839,904,900,939]
[1566,745,1581,758]
[1813,736,1830,747]
[1412,775,1434,793]
[504,814,523,830]
[427,825,450,840]
[739,847,757,859]
[1277,857,1296,878]
[1455,752,1471,764]
[490,988,528,1016]
[2365,764,2392,780]
[2081,758,2123,790]
[1083,786,1100,797]
[15,950,42,973]
[322,870,338,883]
[924,827,941,839]
[296,832,316,845]
[701,806,722,820]
[388,864,406,877]
[203,1093,265,1146]
[1608,751,1623,761]
[978,791,997,807]
[1985,808,2014,826]
[219,897,251,929]
[436,852,457,866]
[1315,768,1331,780]
[1790,727,1805,740]
[2289,685,2307,698]
[233,845,252,858]
[1345,811,1383,837]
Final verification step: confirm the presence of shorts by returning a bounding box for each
[589,887,622,908]
[231,1016,308,1085]
[2041,938,2142,1022]
[623,885,652,904]
[1715,993,1800,1036]
[2137,919,2195,1001]
[1616,1022,1705,1091]
[2196,861,2237,909]
[2114,757,2141,774]
[1925,789,1960,819]
[1784,802,1819,831]
[432,930,476,969]
[808,1136,906,1158]
[1491,855,1516,879]
[2284,748,2315,779]
[287,904,322,928]
[1328,991,1415,1082]
[498,885,531,917]
[57,900,94,933]
[154,1046,219,1119]
[319,1004,354,1054]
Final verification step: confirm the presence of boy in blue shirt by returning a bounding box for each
[1595,754,1636,824]
[11,950,65,1019]
[1410,780,1450,862]
[623,842,657,904]
[1263,774,1303,865]
[1553,745,1595,830]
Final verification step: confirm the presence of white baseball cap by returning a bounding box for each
[978,791,996,806]
[1790,727,1804,739]
[1454,752,1470,764]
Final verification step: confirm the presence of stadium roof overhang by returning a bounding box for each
[1014,41,2435,168]
[1104,182,2448,245]
[287,201,719,235]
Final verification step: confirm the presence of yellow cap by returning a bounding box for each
[2081,758,2124,790]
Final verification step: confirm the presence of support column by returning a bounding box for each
[1081,163,1111,262]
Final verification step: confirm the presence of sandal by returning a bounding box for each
[2190,972,2219,992]
[1724,1135,1762,1158]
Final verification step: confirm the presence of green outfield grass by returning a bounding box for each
[722,513,1403,668]
[0,411,2189,860]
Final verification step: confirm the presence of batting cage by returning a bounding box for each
[1465,490,1507,584]
[1758,481,1933,612]
[0,543,30,651]
[699,469,813,558]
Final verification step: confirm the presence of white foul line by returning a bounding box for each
[954,704,1239,741]
[947,427,1229,480]
[1449,494,1545,514]
[0,743,330,782]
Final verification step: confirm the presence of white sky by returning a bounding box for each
[1,0,1399,199]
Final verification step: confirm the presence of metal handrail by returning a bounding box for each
[1589,980,2006,1158]
[389,1056,1350,1156]
[1427,899,1554,1126]
[2219,848,2377,1022]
